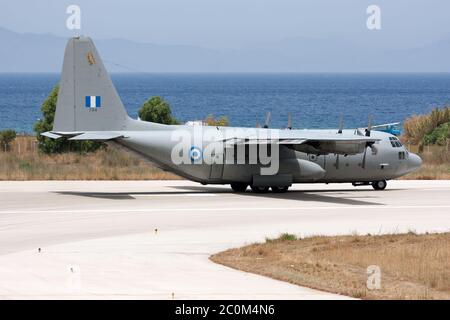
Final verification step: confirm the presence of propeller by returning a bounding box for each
[337,113,344,134]
[362,142,377,169]
[365,115,373,137]
[287,113,292,130]
[263,111,271,128]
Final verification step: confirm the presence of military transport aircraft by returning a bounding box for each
[43,37,422,193]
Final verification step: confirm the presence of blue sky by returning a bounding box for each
[1,0,450,49]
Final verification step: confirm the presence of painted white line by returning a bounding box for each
[1,205,450,215]
[131,193,217,197]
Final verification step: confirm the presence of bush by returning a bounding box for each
[33,86,104,154]
[278,233,298,241]
[422,122,450,146]
[204,114,229,127]
[266,233,297,243]
[0,129,17,151]
[138,96,179,124]
[403,107,450,145]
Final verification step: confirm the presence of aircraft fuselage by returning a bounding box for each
[112,127,421,187]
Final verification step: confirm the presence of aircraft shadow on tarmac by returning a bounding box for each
[56,190,223,200]
[170,186,384,206]
[57,185,384,206]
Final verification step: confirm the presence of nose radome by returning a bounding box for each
[408,153,422,171]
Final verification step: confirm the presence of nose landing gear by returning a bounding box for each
[352,180,388,190]
[372,180,387,190]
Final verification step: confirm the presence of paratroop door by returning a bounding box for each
[209,148,224,180]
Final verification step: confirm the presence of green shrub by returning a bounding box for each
[422,122,450,146]
[33,86,104,154]
[403,107,450,145]
[204,114,229,126]
[266,233,298,243]
[0,129,17,151]
[278,233,298,241]
[138,96,179,124]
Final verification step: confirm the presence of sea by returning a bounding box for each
[1,73,450,133]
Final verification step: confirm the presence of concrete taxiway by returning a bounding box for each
[0,180,449,299]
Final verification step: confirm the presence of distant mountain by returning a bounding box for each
[1,27,450,72]
[0,27,222,72]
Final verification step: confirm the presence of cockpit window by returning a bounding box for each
[389,136,403,148]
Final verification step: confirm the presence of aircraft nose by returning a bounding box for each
[407,153,422,172]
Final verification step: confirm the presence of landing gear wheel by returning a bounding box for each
[230,182,248,192]
[250,186,270,193]
[271,186,289,193]
[372,180,387,191]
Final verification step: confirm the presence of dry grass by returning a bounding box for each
[0,136,179,180]
[1,136,449,180]
[400,163,450,180]
[400,144,450,180]
[211,232,450,300]
[402,107,450,145]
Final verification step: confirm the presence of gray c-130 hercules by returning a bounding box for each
[43,37,422,192]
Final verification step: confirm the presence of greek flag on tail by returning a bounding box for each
[85,96,101,108]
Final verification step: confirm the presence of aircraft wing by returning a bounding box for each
[361,122,400,129]
[41,131,124,141]
[220,131,379,155]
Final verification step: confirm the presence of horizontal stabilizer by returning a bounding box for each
[41,131,124,141]
[68,132,124,141]
[41,132,63,139]
[369,122,400,129]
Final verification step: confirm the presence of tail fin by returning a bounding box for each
[53,36,130,132]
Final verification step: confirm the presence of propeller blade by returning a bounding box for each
[362,145,368,169]
[338,113,344,134]
[362,141,377,169]
[365,115,373,137]
[263,111,271,128]
[287,113,292,130]
[356,128,364,136]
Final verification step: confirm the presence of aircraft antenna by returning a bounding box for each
[338,113,344,134]
[263,112,271,128]
[365,115,373,137]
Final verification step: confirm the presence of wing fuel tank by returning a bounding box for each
[280,159,326,182]
[297,159,326,181]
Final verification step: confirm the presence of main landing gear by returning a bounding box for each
[230,182,248,192]
[230,183,289,193]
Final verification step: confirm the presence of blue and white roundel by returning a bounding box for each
[189,146,202,161]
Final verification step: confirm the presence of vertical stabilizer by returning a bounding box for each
[53,37,130,132]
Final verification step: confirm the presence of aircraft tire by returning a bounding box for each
[271,186,289,193]
[250,185,270,193]
[230,182,248,192]
[372,180,387,190]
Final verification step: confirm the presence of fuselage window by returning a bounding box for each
[389,137,403,148]
[398,151,406,160]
